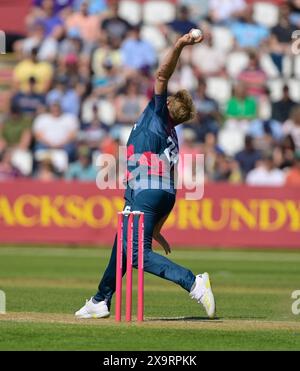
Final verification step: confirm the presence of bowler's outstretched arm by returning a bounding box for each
[155,32,204,95]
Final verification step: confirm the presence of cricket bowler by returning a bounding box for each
[75,30,216,319]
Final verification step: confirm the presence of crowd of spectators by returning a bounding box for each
[1,0,300,187]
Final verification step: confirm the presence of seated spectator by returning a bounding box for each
[209,0,247,23]
[213,153,242,183]
[226,82,257,120]
[235,135,261,178]
[167,5,197,35]
[31,0,75,16]
[230,6,269,49]
[289,0,300,27]
[272,85,296,123]
[66,0,101,44]
[202,132,225,181]
[121,25,157,71]
[179,0,209,22]
[46,77,80,116]
[0,150,22,181]
[11,77,46,116]
[238,52,267,98]
[73,0,107,15]
[246,153,286,186]
[59,31,83,59]
[248,118,283,151]
[285,150,300,186]
[270,5,296,74]
[272,135,296,170]
[13,48,53,93]
[191,32,226,76]
[79,104,110,151]
[100,0,132,47]
[283,106,300,150]
[179,129,204,187]
[190,78,220,142]
[33,0,64,38]
[34,157,58,181]
[65,146,97,181]
[17,20,60,62]
[14,22,45,57]
[33,102,79,161]
[55,52,88,91]
[93,60,125,98]
[92,39,123,78]
[0,105,32,153]
[115,80,148,125]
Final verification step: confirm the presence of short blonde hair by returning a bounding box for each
[168,90,195,124]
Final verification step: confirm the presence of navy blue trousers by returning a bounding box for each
[94,190,195,307]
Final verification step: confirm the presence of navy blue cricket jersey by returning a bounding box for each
[125,92,179,198]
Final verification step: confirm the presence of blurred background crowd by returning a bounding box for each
[1,0,300,187]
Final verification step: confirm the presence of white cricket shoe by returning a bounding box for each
[190,273,216,319]
[75,298,110,319]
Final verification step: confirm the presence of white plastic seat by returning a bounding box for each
[206,77,232,105]
[141,25,167,51]
[81,98,116,126]
[283,55,292,78]
[143,1,176,25]
[35,150,69,173]
[118,125,132,145]
[11,149,33,176]
[98,100,116,126]
[258,95,272,120]
[253,2,279,28]
[226,51,249,78]
[118,1,142,25]
[211,26,234,53]
[267,78,284,101]
[288,79,300,102]
[293,55,300,79]
[218,120,246,156]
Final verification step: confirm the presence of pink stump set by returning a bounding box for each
[115,211,145,322]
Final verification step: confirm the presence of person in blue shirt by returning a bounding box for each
[167,5,198,35]
[230,7,269,49]
[65,146,97,181]
[121,25,157,70]
[75,31,216,320]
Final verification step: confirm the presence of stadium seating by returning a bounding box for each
[226,52,249,78]
[143,1,176,24]
[206,77,232,106]
[119,0,142,25]
[211,26,234,53]
[253,2,279,27]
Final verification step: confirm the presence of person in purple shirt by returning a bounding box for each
[33,0,64,37]
[33,0,75,14]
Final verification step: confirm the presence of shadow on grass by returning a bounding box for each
[148,316,222,322]
[148,315,269,322]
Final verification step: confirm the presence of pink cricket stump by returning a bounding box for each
[125,213,133,322]
[137,213,144,322]
[115,212,123,322]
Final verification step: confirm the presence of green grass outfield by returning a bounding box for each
[0,246,300,350]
